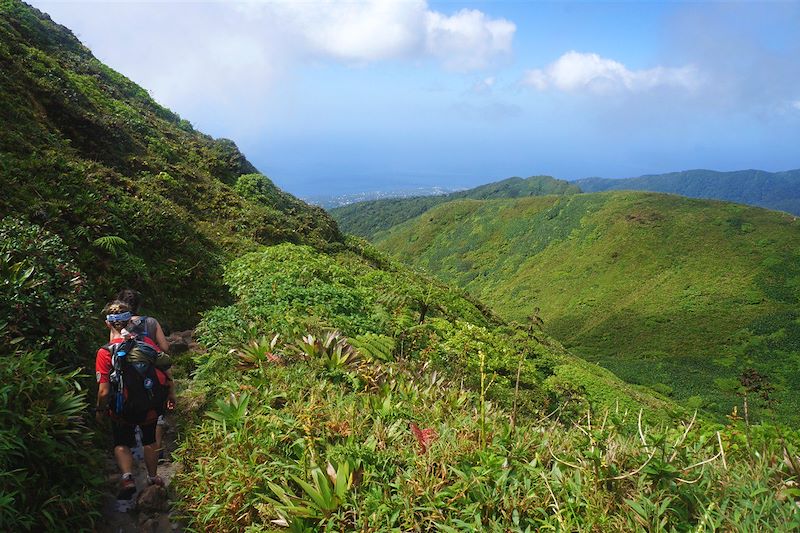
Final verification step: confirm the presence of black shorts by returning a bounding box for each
[112,420,157,448]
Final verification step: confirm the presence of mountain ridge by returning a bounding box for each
[0,0,341,328]
[576,168,800,215]
[330,174,579,239]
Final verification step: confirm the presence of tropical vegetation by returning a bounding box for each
[1,1,798,530]
[173,242,800,531]
[375,192,800,425]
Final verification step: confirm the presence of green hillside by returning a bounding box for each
[2,2,799,530]
[0,0,340,330]
[376,192,800,425]
[577,168,800,215]
[330,175,579,239]
[175,242,799,531]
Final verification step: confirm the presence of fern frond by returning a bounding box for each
[351,333,395,362]
[92,235,128,255]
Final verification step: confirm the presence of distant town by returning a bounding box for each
[304,186,460,209]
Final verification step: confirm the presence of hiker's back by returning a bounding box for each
[106,335,169,424]
[127,315,159,339]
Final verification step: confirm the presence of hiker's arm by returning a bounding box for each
[153,321,170,353]
[166,369,177,409]
[96,382,110,423]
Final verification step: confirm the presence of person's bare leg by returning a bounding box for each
[155,424,164,456]
[114,445,134,475]
[143,443,158,478]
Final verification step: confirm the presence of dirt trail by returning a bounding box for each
[97,413,183,533]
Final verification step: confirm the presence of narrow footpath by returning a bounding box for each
[97,412,183,533]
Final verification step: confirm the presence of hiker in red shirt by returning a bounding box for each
[95,300,173,504]
[113,289,176,462]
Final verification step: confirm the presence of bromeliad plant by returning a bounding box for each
[296,330,360,372]
[266,459,362,528]
[206,392,251,431]
[236,334,283,372]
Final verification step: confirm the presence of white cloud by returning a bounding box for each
[523,51,699,93]
[237,1,514,69]
[792,100,800,111]
[265,1,428,63]
[30,0,515,134]
[425,9,515,71]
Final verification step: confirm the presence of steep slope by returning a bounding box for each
[376,192,800,424]
[330,175,579,239]
[577,168,800,215]
[175,242,800,531]
[0,0,340,328]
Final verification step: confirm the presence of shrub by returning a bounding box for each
[0,347,101,531]
[0,217,93,364]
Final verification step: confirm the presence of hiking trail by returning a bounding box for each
[97,330,196,533]
[97,413,182,533]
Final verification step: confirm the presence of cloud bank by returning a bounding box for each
[522,51,699,93]
[241,1,514,70]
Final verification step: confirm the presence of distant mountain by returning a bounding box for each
[330,175,580,239]
[576,169,800,215]
[375,191,800,424]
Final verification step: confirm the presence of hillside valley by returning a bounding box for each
[375,191,800,425]
[330,175,579,240]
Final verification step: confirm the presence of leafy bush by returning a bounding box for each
[0,217,93,364]
[0,347,101,531]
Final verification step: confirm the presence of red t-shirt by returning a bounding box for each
[95,335,166,385]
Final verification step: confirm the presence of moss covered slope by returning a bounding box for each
[376,192,800,424]
[0,0,341,327]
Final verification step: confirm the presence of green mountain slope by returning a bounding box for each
[0,0,340,328]
[376,192,800,424]
[174,242,800,531]
[330,175,579,239]
[577,168,800,215]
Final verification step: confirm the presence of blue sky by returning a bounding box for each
[31,1,800,196]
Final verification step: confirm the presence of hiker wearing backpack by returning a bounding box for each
[95,300,173,502]
[114,289,176,460]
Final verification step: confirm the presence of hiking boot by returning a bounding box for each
[116,474,137,501]
[158,450,166,464]
[147,475,165,487]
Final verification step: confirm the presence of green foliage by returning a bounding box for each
[268,460,360,525]
[0,217,93,364]
[175,320,800,531]
[207,392,251,431]
[91,235,128,255]
[0,347,101,531]
[330,175,580,239]
[0,1,342,329]
[375,191,800,424]
[350,332,395,362]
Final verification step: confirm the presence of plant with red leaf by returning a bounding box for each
[410,423,438,454]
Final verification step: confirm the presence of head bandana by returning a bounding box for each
[106,312,131,322]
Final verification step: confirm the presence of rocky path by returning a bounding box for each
[97,413,183,533]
